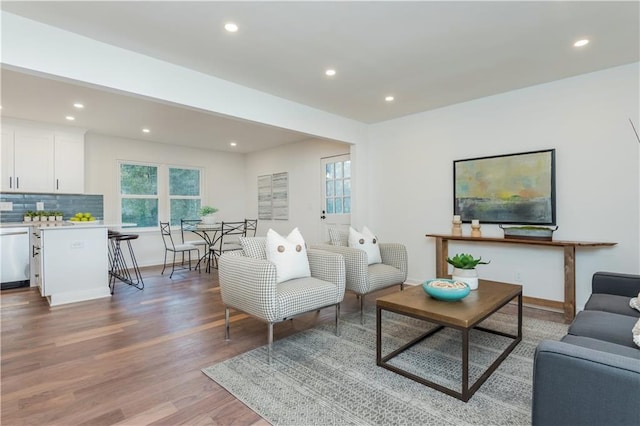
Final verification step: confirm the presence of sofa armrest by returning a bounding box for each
[379,243,408,281]
[532,340,640,426]
[307,248,346,294]
[592,271,640,297]
[218,253,279,321]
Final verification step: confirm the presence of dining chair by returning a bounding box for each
[209,221,246,270]
[180,218,208,255]
[159,222,201,278]
[244,218,258,237]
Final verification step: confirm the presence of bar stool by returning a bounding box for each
[108,231,144,294]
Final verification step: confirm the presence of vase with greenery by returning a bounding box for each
[199,206,219,224]
[446,253,490,290]
[23,210,36,222]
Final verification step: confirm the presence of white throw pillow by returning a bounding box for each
[266,228,311,283]
[633,318,640,348]
[348,226,382,265]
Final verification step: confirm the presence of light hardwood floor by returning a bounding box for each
[1,265,565,425]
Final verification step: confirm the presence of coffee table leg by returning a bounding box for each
[462,328,470,402]
[376,306,382,365]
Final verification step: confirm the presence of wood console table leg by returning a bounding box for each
[563,246,576,322]
[434,237,448,277]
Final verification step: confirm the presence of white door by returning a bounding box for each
[320,154,351,241]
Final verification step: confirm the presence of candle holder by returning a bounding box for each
[471,220,482,237]
[452,215,462,236]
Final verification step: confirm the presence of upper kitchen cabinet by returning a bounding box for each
[1,121,85,194]
[53,131,85,193]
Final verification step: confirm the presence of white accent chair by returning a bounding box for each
[311,229,407,323]
[218,237,346,363]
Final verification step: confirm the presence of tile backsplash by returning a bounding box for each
[0,193,103,223]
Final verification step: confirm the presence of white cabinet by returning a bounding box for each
[14,127,55,193]
[40,226,109,306]
[1,126,15,191]
[54,132,85,193]
[0,122,85,193]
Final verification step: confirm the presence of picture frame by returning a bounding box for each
[453,149,556,225]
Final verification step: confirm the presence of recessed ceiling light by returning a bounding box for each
[73,103,84,109]
[574,39,589,47]
[230,142,237,147]
[385,96,395,102]
[142,128,150,133]
[225,22,238,32]
[65,116,75,121]
[325,69,336,77]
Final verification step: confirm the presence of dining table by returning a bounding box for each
[183,222,222,273]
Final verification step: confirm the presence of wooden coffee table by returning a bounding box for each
[376,279,522,402]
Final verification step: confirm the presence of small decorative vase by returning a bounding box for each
[202,214,217,225]
[452,267,479,290]
[23,216,32,222]
[56,215,63,221]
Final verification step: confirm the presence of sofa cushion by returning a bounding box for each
[584,294,640,317]
[240,237,267,260]
[561,334,640,359]
[328,228,348,246]
[348,226,382,265]
[568,310,639,348]
[266,228,311,284]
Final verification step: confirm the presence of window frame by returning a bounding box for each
[118,160,204,230]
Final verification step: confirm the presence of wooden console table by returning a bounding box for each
[425,234,616,321]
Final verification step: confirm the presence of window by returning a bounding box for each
[119,162,203,228]
[120,163,158,228]
[325,159,351,214]
[169,167,201,226]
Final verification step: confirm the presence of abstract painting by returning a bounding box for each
[453,149,556,225]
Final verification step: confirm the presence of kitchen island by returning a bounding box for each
[0,222,134,306]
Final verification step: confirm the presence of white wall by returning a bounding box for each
[84,133,246,266]
[244,138,351,243]
[364,63,640,310]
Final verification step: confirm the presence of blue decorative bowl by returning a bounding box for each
[422,279,471,301]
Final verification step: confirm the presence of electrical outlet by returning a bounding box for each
[36,202,44,211]
[515,272,523,283]
[0,202,13,211]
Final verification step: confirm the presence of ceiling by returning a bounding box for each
[1,1,638,152]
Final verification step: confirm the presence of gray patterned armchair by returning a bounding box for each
[311,238,407,323]
[218,241,345,362]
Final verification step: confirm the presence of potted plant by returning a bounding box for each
[53,211,64,221]
[48,211,57,222]
[199,206,219,224]
[23,211,36,222]
[446,253,490,291]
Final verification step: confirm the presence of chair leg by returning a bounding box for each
[267,323,274,365]
[360,295,365,325]
[335,303,340,336]
[161,250,167,275]
[170,252,177,279]
[400,282,404,291]
[224,307,230,341]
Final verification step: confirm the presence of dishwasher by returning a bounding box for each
[1,227,30,290]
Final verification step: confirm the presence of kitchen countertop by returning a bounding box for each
[0,222,136,229]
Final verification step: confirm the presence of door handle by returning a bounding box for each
[9,176,12,188]
[320,215,326,220]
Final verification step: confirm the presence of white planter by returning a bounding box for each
[452,267,479,290]
[202,214,217,224]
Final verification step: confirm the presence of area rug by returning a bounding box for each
[202,306,568,425]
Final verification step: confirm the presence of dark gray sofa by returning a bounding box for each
[532,272,640,426]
